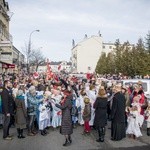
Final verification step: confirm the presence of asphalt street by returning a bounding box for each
[0,123,149,150]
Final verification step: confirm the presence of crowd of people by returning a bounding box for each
[0,72,150,146]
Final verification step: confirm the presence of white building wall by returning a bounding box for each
[76,36,103,73]
[102,43,115,55]
[71,35,120,73]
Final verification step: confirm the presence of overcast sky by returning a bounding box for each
[8,0,150,61]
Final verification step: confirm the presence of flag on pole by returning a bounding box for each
[46,59,53,80]
[58,64,61,71]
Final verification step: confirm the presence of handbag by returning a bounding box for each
[27,106,34,113]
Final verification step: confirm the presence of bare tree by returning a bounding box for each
[22,42,34,73]
[30,49,45,72]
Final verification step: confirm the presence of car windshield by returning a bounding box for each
[124,82,147,92]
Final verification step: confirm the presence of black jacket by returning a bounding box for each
[1,88,16,115]
[111,92,126,123]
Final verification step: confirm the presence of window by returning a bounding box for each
[109,46,112,49]
[103,46,105,49]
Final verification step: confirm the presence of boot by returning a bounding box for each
[20,129,25,138]
[96,128,101,142]
[96,128,104,142]
[63,138,70,146]
[41,130,47,136]
[28,129,35,136]
[101,127,105,142]
[17,128,21,139]
[147,128,150,136]
[43,129,49,134]
[68,135,72,143]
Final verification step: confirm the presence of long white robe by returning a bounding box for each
[38,102,50,130]
[77,95,85,125]
[86,90,96,126]
[51,96,62,128]
[126,110,144,137]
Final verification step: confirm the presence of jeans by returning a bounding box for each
[3,115,10,138]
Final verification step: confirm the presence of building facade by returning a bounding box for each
[0,0,24,73]
[37,61,72,73]
[71,35,115,73]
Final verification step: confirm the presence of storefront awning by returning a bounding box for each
[2,63,15,69]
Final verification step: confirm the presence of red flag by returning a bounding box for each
[46,59,53,80]
[33,72,39,79]
[58,64,61,71]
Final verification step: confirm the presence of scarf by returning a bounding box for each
[16,95,25,100]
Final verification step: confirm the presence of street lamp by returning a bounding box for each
[28,29,40,54]
[27,29,40,73]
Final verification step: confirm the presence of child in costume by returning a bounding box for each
[82,97,91,134]
[51,89,62,128]
[38,91,52,136]
[126,96,144,139]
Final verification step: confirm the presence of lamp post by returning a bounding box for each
[27,29,40,74]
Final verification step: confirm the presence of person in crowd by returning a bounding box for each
[111,84,126,141]
[86,84,96,126]
[93,87,108,142]
[27,86,43,136]
[145,103,150,136]
[1,80,15,140]
[37,79,45,91]
[38,91,52,136]
[51,89,62,128]
[12,83,19,98]
[8,82,16,128]
[71,92,79,128]
[122,85,131,127]
[132,84,145,115]
[15,89,27,139]
[82,97,91,135]
[0,85,3,129]
[126,99,143,139]
[78,89,86,125]
[55,90,73,146]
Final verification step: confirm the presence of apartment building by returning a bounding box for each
[71,35,115,73]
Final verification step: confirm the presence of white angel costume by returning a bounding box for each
[126,106,144,137]
[51,95,62,128]
[38,101,50,130]
[77,95,85,125]
[86,89,96,126]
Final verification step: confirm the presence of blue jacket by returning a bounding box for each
[27,92,43,115]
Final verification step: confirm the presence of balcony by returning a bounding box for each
[0,29,13,42]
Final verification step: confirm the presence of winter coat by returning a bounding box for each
[111,92,126,123]
[55,95,73,135]
[15,96,27,128]
[27,92,43,115]
[1,88,16,115]
[93,97,107,128]
[82,103,91,122]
